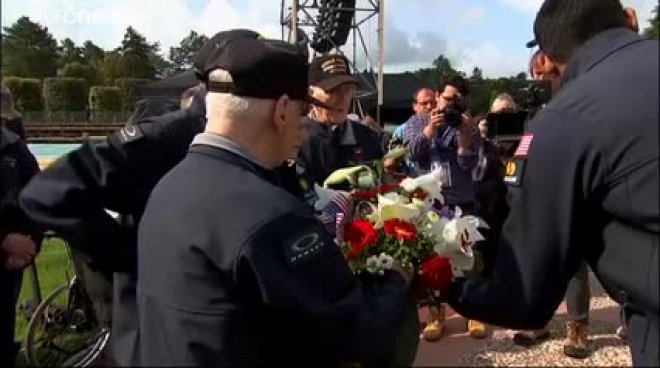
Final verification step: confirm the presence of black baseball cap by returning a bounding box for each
[309,54,357,91]
[193,29,333,109]
[525,39,538,48]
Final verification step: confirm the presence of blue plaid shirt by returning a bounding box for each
[404,114,480,206]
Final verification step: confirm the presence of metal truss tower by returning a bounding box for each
[280,0,385,120]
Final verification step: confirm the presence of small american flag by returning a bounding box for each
[514,134,534,157]
[316,193,352,238]
[335,212,346,244]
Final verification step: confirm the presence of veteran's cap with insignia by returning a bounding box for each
[309,54,357,91]
[192,29,334,111]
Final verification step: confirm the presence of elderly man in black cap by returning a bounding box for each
[297,54,384,187]
[135,33,411,366]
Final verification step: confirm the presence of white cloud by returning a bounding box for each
[452,42,530,78]
[461,6,487,24]
[2,0,655,79]
[1,0,283,54]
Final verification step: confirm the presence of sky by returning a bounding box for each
[1,0,656,78]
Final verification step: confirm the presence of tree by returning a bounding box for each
[63,61,101,86]
[82,40,105,67]
[58,38,84,68]
[100,51,124,85]
[643,5,659,39]
[117,26,157,78]
[470,67,483,81]
[169,31,209,73]
[515,72,527,81]
[1,16,59,78]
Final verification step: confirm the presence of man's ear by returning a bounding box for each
[624,7,640,33]
[273,94,289,132]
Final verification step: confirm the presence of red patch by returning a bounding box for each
[514,134,534,157]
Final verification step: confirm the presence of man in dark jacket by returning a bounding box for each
[135,33,411,366]
[18,29,329,365]
[297,54,383,188]
[0,125,40,367]
[443,1,659,366]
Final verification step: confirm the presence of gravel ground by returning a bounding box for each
[460,276,632,367]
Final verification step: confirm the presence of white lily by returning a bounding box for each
[398,167,447,199]
[372,193,422,228]
[422,211,450,255]
[323,165,376,188]
[442,216,486,271]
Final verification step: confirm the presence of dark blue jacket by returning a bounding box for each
[447,28,659,367]
[0,127,40,250]
[136,142,407,366]
[297,118,384,186]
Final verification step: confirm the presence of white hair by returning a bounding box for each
[205,69,273,121]
[491,93,517,112]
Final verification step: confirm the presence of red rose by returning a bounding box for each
[345,219,378,259]
[383,219,417,242]
[420,254,453,291]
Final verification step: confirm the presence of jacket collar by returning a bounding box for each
[559,27,647,89]
[305,116,358,146]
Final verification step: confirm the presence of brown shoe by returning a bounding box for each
[467,320,488,339]
[563,321,591,359]
[513,327,550,347]
[422,305,445,341]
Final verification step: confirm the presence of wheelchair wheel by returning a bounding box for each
[24,277,111,367]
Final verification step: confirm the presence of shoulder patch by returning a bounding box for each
[283,230,327,266]
[504,158,526,187]
[117,124,145,144]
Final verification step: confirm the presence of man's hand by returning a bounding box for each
[1,233,37,271]
[423,111,444,139]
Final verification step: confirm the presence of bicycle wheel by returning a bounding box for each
[24,277,111,367]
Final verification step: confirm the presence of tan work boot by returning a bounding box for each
[467,320,488,339]
[563,321,591,359]
[513,327,550,347]
[422,304,445,341]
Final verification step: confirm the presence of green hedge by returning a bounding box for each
[43,77,88,121]
[20,79,45,111]
[115,78,149,111]
[3,76,23,98]
[2,77,45,112]
[89,86,123,122]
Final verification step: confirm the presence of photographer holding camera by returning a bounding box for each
[404,75,486,340]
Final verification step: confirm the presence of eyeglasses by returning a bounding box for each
[415,99,437,107]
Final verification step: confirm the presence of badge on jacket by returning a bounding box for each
[118,124,145,144]
[504,158,525,187]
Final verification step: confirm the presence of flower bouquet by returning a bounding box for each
[317,164,488,366]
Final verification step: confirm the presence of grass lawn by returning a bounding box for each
[15,237,71,341]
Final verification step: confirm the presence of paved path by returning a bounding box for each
[413,275,632,366]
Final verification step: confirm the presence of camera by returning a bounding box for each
[512,80,552,111]
[487,80,552,139]
[440,97,468,128]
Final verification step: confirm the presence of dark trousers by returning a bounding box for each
[566,262,590,323]
[0,270,23,368]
